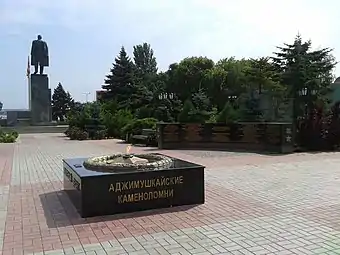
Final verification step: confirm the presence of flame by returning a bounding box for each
[126,145,132,154]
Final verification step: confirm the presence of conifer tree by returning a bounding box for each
[272,34,336,144]
[52,83,74,121]
[272,34,336,119]
[133,43,157,80]
[102,46,135,109]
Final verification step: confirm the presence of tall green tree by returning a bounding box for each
[169,57,214,102]
[216,101,241,123]
[272,34,336,120]
[246,57,278,94]
[52,83,74,121]
[129,72,166,115]
[102,46,135,109]
[131,43,160,111]
[204,66,228,111]
[66,92,75,110]
[191,88,210,112]
[216,57,251,98]
[133,43,158,80]
[242,57,287,121]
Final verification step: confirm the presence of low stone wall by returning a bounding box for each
[157,122,294,153]
[1,125,68,134]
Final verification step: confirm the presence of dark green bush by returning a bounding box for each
[9,130,19,139]
[0,132,17,143]
[216,102,241,123]
[78,131,89,140]
[0,128,19,143]
[101,109,134,138]
[68,128,79,140]
[67,102,102,130]
[66,102,108,140]
[65,126,77,138]
[65,101,157,141]
[177,99,208,123]
[67,127,89,140]
[177,100,195,123]
[122,118,157,137]
[94,129,107,140]
[146,132,158,146]
[64,128,71,137]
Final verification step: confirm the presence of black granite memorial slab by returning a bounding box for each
[63,154,205,218]
[158,122,294,153]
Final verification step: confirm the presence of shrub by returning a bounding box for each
[297,103,340,151]
[67,102,102,130]
[101,109,134,138]
[68,128,79,140]
[177,100,196,123]
[9,130,19,139]
[78,131,89,140]
[64,128,71,137]
[0,129,18,138]
[67,127,89,140]
[122,118,158,137]
[177,99,209,123]
[94,129,107,140]
[0,131,18,143]
[0,129,19,143]
[216,102,241,123]
[146,132,158,146]
[325,103,340,149]
[67,108,86,129]
[65,126,77,138]
[206,107,218,123]
[65,102,108,140]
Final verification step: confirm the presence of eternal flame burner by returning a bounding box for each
[83,153,174,172]
[63,152,205,217]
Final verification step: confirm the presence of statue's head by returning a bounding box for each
[37,35,42,40]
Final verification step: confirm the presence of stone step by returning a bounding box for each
[1,125,68,134]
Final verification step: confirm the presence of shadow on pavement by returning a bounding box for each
[39,190,198,228]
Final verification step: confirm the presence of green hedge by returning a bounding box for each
[0,129,19,143]
[122,118,158,137]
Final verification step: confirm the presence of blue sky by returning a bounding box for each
[0,0,339,109]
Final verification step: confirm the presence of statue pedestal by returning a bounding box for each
[29,74,52,125]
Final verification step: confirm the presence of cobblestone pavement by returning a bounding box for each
[1,134,340,255]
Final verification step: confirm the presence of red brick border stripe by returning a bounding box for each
[0,144,14,185]
[2,181,281,254]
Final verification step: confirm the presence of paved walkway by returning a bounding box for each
[1,134,340,255]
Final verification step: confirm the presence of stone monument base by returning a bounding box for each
[63,154,205,218]
[30,74,52,125]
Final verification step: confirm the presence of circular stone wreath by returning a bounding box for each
[83,154,173,172]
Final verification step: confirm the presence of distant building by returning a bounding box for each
[0,111,7,120]
[96,90,106,102]
[331,77,340,105]
[0,109,31,126]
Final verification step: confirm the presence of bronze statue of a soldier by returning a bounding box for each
[30,35,49,75]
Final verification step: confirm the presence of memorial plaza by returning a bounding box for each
[0,133,340,255]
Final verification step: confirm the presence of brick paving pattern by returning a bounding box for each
[0,134,340,254]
